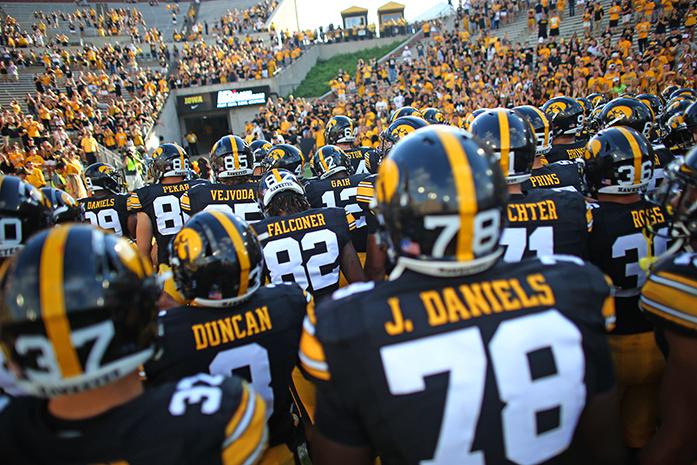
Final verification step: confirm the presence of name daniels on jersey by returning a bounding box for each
[85,198,115,209]
[162,184,192,194]
[384,273,555,335]
[209,188,254,201]
[507,199,559,222]
[528,173,561,187]
[266,213,327,237]
[630,206,665,229]
[192,306,272,350]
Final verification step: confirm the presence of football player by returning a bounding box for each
[584,126,668,451]
[180,135,263,224]
[252,169,364,300]
[421,107,446,124]
[127,143,207,268]
[41,187,84,224]
[515,105,585,192]
[300,125,625,465]
[470,108,592,261]
[263,144,307,179]
[80,162,134,238]
[542,96,587,163]
[0,175,52,396]
[305,145,369,265]
[0,224,268,464]
[250,139,274,176]
[324,115,372,175]
[639,147,697,465]
[146,210,311,464]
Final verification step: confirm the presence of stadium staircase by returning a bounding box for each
[0,72,37,112]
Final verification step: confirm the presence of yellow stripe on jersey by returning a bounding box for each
[209,211,250,296]
[298,316,330,381]
[222,385,268,465]
[641,278,697,330]
[656,271,697,290]
[436,129,477,260]
[346,212,357,231]
[356,181,375,204]
[41,227,82,377]
[180,192,191,212]
[126,192,141,211]
[602,275,616,332]
[617,126,642,184]
[498,110,511,175]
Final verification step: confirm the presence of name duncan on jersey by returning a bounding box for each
[85,198,116,209]
[507,200,559,222]
[384,273,555,335]
[265,213,327,237]
[192,306,272,350]
[209,188,255,202]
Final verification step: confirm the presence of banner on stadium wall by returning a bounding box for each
[177,86,271,113]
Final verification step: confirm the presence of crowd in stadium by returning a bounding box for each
[1,0,697,465]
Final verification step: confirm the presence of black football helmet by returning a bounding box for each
[390,106,423,123]
[311,145,353,179]
[463,108,487,131]
[669,87,697,101]
[169,210,264,306]
[422,107,446,124]
[662,113,693,153]
[0,175,52,259]
[210,135,253,180]
[250,139,273,167]
[661,98,694,126]
[256,168,306,215]
[513,105,553,154]
[375,125,506,276]
[0,224,160,397]
[150,143,191,182]
[583,126,654,195]
[684,101,697,133]
[380,116,429,155]
[41,187,84,223]
[649,146,697,251]
[661,85,680,102]
[264,144,306,177]
[636,93,664,118]
[470,108,536,184]
[599,97,654,139]
[324,115,356,145]
[84,163,124,195]
[576,97,593,117]
[542,96,585,137]
[587,93,609,109]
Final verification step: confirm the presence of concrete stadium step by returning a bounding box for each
[106,2,192,40]
[197,0,261,28]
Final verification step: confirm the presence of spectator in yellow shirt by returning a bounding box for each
[80,130,99,165]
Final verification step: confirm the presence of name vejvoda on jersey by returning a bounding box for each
[208,187,255,202]
[263,212,327,238]
[84,198,116,210]
[507,199,560,222]
[191,305,272,350]
[384,273,556,335]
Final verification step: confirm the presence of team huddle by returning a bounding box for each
[0,87,696,465]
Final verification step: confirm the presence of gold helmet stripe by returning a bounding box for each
[436,129,477,260]
[209,211,250,296]
[318,147,330,172]
[530,106,550,147]
[229,136,240,170]
[498,111,511,174]
[177,144,186,170]
[617,126,642,184]
[40,226,82,377]
[272,169,282,183]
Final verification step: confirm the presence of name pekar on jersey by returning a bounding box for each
[180,180,263,224]
[300,256,615,465]
[79,193,130,237]
[252,207,355,300]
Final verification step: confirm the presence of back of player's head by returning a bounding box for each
[263,144,306,178]
[583,126,654,196]
[0,224,160,397]
[249,139,273,175]
[542,96,585,138]
[324,115,356,146]
[311,145,353,180]
[470,108,536,184]
[0,175,53,261]
[149,143,191,182]
[41,187,84,224]
[389,106,423,123]
[422,107,446,124]
[209,135,253,182]
[514,105,553,155]
[84,162,124,195]
[169,210,264,306]
[380,116,429,156]
[599,97,654,138]
[257,168,308,217]
[375,125,507,277]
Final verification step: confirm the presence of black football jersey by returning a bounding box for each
[305,174,369,252]
[344,147,372,175]
[300,257,615,465]
[356,174,379,235]
[180,181,263,224]
[0,374,266,465]
[545,140,586,163]
[127,179,208,265]
[641,252,697,334]
[79,193,131,238]
[521,160,584,192]
[589,200,669,334]
[646,144,676,193]
[252,207,356,300]
[146,282,309,447]
[501,188,592,261]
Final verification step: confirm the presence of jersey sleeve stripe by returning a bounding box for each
[641,279,697,317]
[222,390,268,465]
[640,296,697,331]
[225,383,252,440]
[180,193,191,212]
[654,271,697,291]
[299,317,331,381]
[126,193,141,211]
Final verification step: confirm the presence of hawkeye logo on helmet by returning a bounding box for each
[607,106,633,121]
[98,165,111,173]
[547,102,567,114]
